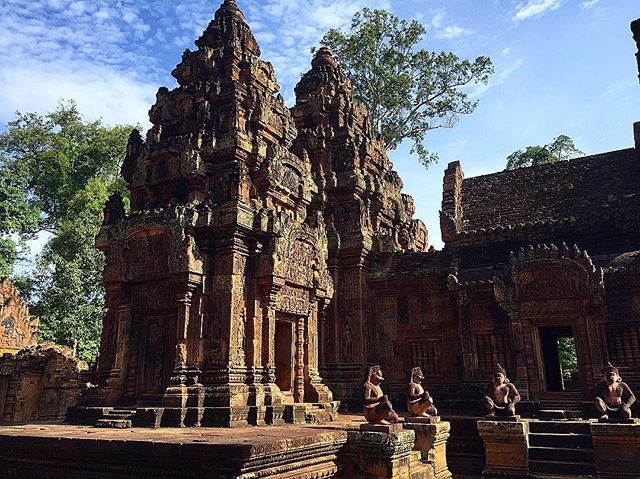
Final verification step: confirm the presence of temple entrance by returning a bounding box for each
[539,326,580,392]
[275,320,294,401]
[137,315,172,399]
[0,375,9,419]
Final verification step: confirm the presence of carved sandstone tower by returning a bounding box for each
[88,0,334,427]
[293,48,428,406]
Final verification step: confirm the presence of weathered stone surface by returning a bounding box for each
[359,422,404,433]
[0,343,88,421]
[0,420,348,479]
[81,0,338,427]
[403,420,452,479]
[591,421,640,478]
[0,278,38,355]
[477,420,529,478]
[293,46,428,408]
[340,429,429,478]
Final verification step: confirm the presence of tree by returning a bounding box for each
[0,151,40,277]
[505,134,584,170]
[0,101,132,363]
[318,8,493,167]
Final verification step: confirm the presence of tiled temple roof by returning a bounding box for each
[460,148,639,232]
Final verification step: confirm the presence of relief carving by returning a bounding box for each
[0,279,38,352]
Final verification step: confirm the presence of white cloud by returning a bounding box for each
[501,47,512,56]
[430,12,446,29]
[0,0,164,127]
[428,10,472,41]
[0,62,155,127]
[436,25,473,40]
[513,0,564,22]
[581,0,600,8]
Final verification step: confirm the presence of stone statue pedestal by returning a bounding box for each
[341,429,428,478]
[404,419,452,479]
[485,415,520,422]
[477,419,529,478]
[359,422,404,433]
[591,421,640,478]
[405,415,440,424]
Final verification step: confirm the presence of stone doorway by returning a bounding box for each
[137,315,172,400]
[538,326,580,392]
[0,375,9,419]
[275,320,294,402]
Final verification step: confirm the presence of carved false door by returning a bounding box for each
[138,315,174,400]
[274,316,305,404]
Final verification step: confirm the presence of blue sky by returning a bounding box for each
[1,0,638,252]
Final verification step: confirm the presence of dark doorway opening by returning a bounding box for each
[539,326,579,392]
[275,320,294,396]
[0,375,9,419]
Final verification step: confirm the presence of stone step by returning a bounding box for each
[530,473,595,479]
[95,419,132,429]
[529,460,595,476]
[539,410,582,420]
[105,412,135,418]
[529,421,592,435]
[530,446,593,463]
[529,433,593,448]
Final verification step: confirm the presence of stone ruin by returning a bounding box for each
[0,278,38,355]
[0,343,88,422]
[0,278,88,422]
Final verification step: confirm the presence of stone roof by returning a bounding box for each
[460,148,639,232]
[370,251,450,280]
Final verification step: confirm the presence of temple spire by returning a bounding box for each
[312,47,338,70]
[216,0,244,21]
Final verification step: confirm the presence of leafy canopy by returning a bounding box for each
[319,8,493,167]
[0,101,132,363]
[505,134,584,170]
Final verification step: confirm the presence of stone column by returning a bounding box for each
[404,420,452,479]
[459,297,474,380]
[591,421,640,478]
[477,419,529,478]
[106,304,132,404]
[341,429,429,479]
[294,316,305,404]
[161,290,193,426]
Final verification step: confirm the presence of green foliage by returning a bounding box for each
[558,336,578,380]
[505,134,584,170]
[0,100,132,363]
[318,8,493,167]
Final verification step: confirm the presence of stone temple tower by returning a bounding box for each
[292,48,428,406]
[86,0,335,427]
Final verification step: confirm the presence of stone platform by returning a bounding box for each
[0,415,454,478]
[0,419,353,478]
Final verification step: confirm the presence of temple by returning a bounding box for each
[2,1,628,476]
[72,0,640,428]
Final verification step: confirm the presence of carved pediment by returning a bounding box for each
[493,243,605,316]
[0,278,38,352]
[257,212,333,299]
[101,207,204,283]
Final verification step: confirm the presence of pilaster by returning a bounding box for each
[477,419,529,478]
[591,421,640,478]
